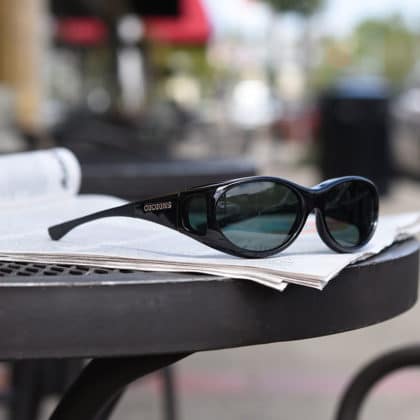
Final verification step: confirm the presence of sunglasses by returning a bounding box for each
[48,176,379,258]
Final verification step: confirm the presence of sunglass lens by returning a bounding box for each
[323,181,377,248]
[216,181,301,252]
[185,194,208,235]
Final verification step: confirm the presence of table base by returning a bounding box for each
[49,354,189,420]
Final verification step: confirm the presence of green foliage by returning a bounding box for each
[149,44,214,97]
[308,37,353,89]
[265,0,323,16]
[352,14,419,85]
[310,14,420,90]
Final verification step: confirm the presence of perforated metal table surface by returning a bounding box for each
[0,239,417,420]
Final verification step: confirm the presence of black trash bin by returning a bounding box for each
[318,76,392,195]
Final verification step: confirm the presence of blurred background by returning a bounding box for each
[1,0,420,419]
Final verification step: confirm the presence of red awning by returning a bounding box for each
[144,0,211,45]
[56,18,108,46]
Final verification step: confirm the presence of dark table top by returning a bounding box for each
[0,239,418,360]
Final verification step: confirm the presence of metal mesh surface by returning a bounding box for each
[0,261,134,277]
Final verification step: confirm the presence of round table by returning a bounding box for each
[0,239,417,420]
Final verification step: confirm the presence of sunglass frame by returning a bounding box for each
[49,175,379,258]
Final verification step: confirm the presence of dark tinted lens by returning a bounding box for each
[324,181,377,248]
[185,195,207,235]
[216,181,300,252]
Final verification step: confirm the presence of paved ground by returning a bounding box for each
[8,137,420,420]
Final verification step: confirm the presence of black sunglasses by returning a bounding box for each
[48,176,379,258]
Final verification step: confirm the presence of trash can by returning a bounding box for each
[318,76,391,195]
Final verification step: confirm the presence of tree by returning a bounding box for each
[264,0,324,16]
[353,14,418,85]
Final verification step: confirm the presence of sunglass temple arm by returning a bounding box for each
[48,194,180,241]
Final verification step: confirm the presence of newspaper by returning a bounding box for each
[0,148,419,292]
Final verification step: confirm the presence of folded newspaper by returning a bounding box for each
[0,148,419,292]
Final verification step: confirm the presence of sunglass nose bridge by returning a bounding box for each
[304,190,322,213]
[305,190,324,212]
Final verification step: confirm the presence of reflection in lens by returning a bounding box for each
[324,181,376,248]
[216,181,300,252]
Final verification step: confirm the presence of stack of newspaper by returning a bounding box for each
[0,148,419,292]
